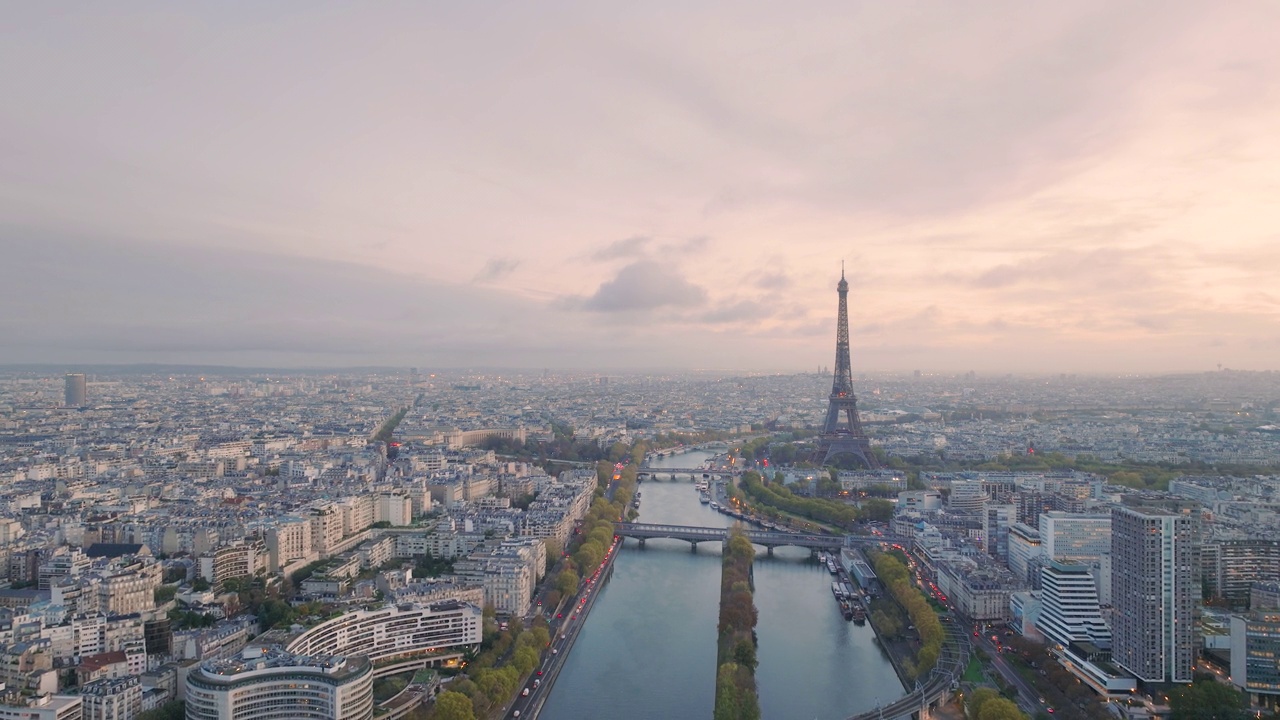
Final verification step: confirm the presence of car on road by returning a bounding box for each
[522,688,530,697]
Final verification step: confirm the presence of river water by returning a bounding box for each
[539,450,902,720]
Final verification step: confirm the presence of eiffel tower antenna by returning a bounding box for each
[815,266,878,468]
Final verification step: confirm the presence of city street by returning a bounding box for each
[970,630,1043,716]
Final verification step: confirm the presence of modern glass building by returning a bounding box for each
[1232,612,1280,711]
[1039,512,1111,562]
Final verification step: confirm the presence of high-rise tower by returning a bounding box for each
[815,268,878,468]
[65,373,87,408]
[1110,504,1198,683]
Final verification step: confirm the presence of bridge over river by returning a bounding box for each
[636,467,739,480]
[612,521,963,718]
[613,522,906,552]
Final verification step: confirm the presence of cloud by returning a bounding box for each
[663,236,711,254]
[0,228,599,367]
[699,300,773,324]
[473,257,520,282]
[580,260,707,313]
[591,236,652,262]
[958,247,1167,294]
[752,271,792,290]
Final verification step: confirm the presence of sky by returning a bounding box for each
[3,2,1279,374]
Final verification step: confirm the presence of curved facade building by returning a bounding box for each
[285,600,482,663]
[947,481,988,514]
[186,648,373,720]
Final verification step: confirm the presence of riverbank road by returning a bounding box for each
[505,535,622,719]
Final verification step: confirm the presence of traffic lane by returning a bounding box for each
[972,633,1040,713]
[505,538,620,718]
[504,591,583,717]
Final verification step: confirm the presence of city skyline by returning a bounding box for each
[4,3,1280,373]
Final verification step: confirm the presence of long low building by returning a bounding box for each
[283,600,482,664]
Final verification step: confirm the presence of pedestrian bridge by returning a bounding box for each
[613,523,900,551]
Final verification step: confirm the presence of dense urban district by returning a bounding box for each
[0,367,1279,720]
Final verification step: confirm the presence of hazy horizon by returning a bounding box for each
[4,3,1278,374]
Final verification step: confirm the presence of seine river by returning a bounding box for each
[538,450,902,720]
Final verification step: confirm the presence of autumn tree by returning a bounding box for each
[433,691,476,720]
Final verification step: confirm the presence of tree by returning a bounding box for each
[556,569,579,597]
[1169,679,1248,720]
[862,498,894,522]
[433,690,477,720]
[136,701,185,720]
[715,663,744,720]
[968,687,1002,718]
[513,645,539,675]
[542,537,563,568]
[257,598,294,629]
[732,638,757,671]
[977,697,1026,720]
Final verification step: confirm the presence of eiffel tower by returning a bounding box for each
[815,266,879,469]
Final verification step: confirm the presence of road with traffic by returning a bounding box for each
[505,529,624,717]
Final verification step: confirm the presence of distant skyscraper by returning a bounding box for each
[1111,505,1199,684]
[65,373,87,407]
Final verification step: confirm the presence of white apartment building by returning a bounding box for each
[0,695,81,720]
[264,516,311,573]
[374,494,412,526]
[309,504,345,557]
[186,649,373,720]
[97,560,162,616]
[1036,561,1111,649]
[1007,522,1042,585]
[284,600,482,663]
[199,540,267,585]
[338,496,374,537]
[897,490,942,514]
[80,675,141,720]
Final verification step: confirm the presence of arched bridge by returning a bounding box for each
[613,523,904,552]
[636,467,739,479]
